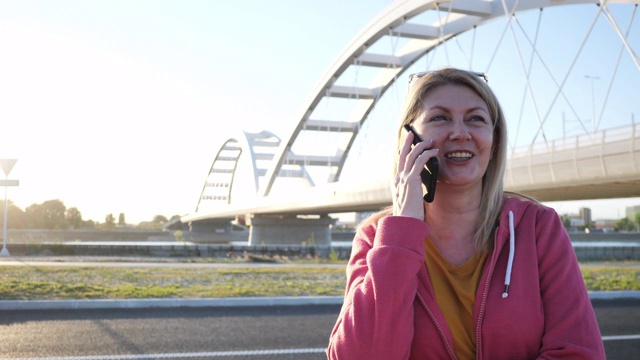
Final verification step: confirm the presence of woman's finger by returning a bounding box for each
[396,130,414,174]
[393,140,438,218]
[408,148,439,178]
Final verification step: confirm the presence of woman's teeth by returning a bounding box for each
[446,152,473,161]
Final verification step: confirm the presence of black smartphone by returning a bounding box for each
[403,124,439,203]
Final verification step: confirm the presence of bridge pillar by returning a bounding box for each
[248,214,337,247]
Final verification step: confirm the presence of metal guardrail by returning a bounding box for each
[505,123,640,195]
[508,123,639,158]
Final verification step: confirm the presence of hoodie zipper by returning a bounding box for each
[416,291,458,360]
[475,235,500,360]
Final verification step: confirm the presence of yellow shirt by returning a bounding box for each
[424,237,487,360]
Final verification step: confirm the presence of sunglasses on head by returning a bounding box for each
[408,70,488,87]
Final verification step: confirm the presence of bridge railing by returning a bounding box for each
[508,123,639,159]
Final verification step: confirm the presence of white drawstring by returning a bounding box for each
[502,211,515,299]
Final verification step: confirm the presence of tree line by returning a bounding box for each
[0,199,180,230]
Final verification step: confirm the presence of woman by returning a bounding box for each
[326,68,605,359]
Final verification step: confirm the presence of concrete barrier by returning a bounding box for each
[573,245,639,261]
[2,241,636,261]
[2,230,638,261]
[4,242,337,259]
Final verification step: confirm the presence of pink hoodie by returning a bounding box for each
[327,195,605,359]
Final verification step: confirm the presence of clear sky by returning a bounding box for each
[0,0,639,224]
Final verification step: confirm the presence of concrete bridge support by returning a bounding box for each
[248,215,337,247]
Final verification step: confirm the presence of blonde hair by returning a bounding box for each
[360,67,508,253]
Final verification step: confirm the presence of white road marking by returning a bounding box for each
[3,348,327,360]
[7,337,640,359]
[602,334,640,341]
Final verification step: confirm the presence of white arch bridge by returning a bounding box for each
[180,0,640,245]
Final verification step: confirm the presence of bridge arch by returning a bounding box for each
[196,130,291,213]
[184,0,640,245]
[259,0,640,198]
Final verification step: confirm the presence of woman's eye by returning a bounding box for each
[468,115,487,123]
[429,115,447,122]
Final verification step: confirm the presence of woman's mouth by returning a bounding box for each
[446,151,474,161]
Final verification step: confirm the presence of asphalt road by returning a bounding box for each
[0,300,639,360]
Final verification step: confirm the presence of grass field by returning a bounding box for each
[0,259,638,300]
[0,263,347,300]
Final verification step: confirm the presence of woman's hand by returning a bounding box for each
[393,131,439,219]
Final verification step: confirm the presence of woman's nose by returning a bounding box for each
[449,120,472,141]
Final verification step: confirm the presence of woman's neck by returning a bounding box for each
[426,182,481,227]
[424,184,482,265]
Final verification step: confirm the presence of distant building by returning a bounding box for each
[626,205,640,221]
[594,219,616,232]
[569,218,585,228]
[579,207,592,226]
[563,207,592,231]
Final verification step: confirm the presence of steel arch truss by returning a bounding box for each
[196,130,305,212]
[257,0,639,198]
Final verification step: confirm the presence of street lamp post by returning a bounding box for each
[584,75,600,136]
[0,159,19,257]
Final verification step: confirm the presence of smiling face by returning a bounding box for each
[412,84,494,189]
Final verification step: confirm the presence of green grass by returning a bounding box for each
[0,266,347,300]
[581,266,640,291]
[0,263,637,300]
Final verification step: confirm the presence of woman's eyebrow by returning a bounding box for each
[466,106,490,114]
[425,105,488,114]
[424,105,450,112]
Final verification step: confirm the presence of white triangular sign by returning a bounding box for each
[0,159,17,177]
